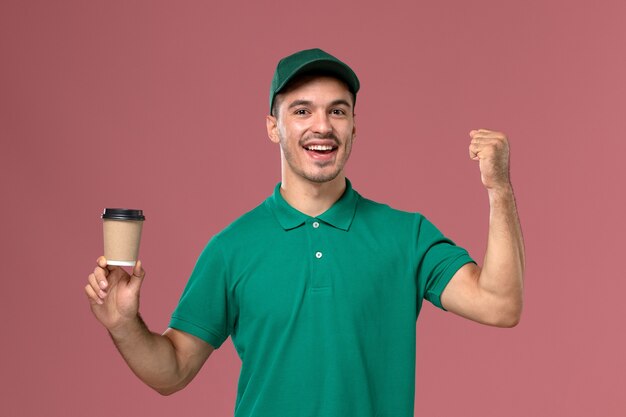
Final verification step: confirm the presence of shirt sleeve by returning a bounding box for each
[414,214,475,310]
[169,235,232,349]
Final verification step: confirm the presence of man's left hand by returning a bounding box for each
[469,129,511,191]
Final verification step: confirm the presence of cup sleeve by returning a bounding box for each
[169,236,232,349]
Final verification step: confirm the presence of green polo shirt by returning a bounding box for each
[170,179,474,417]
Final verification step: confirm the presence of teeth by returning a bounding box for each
[306,145,334,151]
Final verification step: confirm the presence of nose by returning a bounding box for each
[311,110,333,136]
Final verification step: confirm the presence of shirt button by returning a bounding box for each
[312,221,320,228]
[315,251,323,259]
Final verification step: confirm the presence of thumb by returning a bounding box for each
[129,260,145,291]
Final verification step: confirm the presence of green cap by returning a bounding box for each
[269,48,360,114]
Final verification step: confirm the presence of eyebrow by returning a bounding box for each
[287,100,312,110]
[287,99,353,110]
[329,99,352,109]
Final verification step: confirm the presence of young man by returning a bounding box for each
[85,48,524,416]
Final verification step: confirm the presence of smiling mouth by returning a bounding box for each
[303,144,338,154]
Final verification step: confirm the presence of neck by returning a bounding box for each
[280,174,347,217]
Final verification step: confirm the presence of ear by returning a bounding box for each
[266,115,280,144]
[352,113,357,142]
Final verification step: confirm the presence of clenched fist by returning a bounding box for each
[469,129,511,191]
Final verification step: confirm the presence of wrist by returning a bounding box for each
[107,314,146,341]
[487,183,515,206]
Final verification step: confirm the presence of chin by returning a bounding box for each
[304,170,342,184]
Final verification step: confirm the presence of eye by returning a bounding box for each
[294,108,309,116]
[330,108,346,116]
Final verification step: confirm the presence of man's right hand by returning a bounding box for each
[84,256,214,395]
[85,256,145,331]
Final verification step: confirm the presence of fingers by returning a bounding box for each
[470,128,501,138]
[86,257,144,309]
[469,135,491,160]
[94,256,125,288]
[469,129,506,143]
[85,284,102,305]
[86,256,111,305]
[97,256,108,269]
[94,260,110,290]
[468,129,508,160]
[129,260,145,292]
[469,143,480,160]
[86,273,106,305]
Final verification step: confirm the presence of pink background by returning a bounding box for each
[1,1,624,416]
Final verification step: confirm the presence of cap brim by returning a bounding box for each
[275,59,360,96]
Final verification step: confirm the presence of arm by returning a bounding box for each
[85,257,214,394]
[441,129,525,327]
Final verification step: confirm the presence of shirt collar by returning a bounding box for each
[266,178,359,231]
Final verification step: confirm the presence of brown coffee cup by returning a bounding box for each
[102,208,145,266]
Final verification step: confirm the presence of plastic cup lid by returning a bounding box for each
[102,208,145,221]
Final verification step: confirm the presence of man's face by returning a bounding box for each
[266,75,356,185]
